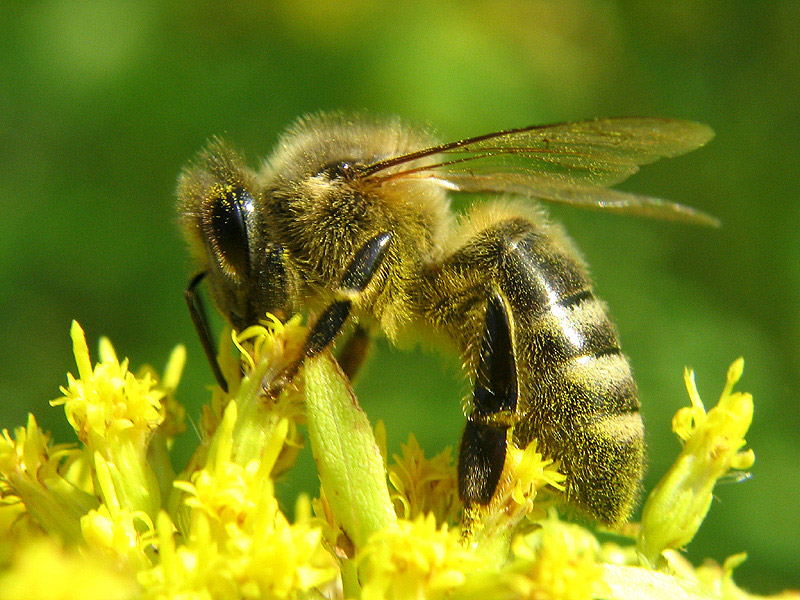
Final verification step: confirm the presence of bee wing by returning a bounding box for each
[425,172,721,226]
[362,117,718,226]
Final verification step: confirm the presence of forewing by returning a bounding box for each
[361,118,717,225]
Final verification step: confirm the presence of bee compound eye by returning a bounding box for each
[319,159,360,181]
[209,188,252,278]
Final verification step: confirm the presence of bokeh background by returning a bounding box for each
[2,1,798,592]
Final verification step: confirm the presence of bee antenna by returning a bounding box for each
[185,271,229,393]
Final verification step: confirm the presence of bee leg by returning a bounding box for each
[186,270,229,393]
[458,291,518,505]
[303,232,391,358]
[336,324,372,381]
[266,232,392,395]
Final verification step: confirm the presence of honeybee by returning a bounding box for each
[178,114,715,526]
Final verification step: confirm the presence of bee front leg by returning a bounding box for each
[458,291,518,506]
[264,232,392,396]
[185,270,231,393]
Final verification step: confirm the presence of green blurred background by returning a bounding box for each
[2,1,798,592]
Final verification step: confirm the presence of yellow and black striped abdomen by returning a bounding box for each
[419,212,644,525]
[499,225,644,524]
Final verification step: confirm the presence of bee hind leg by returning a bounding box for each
[265,232,392,395]
[458,291,518,506]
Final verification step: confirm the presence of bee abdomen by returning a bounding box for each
[495,221,644,524]
[420,212,644,524]
[519,296,643,523]
[562,408,644,524]
[527,289,624,369]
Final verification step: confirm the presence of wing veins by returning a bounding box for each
[355,117,716,226]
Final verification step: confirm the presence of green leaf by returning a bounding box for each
[304,354,397,550]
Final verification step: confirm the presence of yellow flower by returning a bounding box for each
[358,513,482,600]
[457,514,603,600]
[387,433,460,525]
[80,503,154,572]
[54,322,167,452]
[504,437,566,512]
[3,315,797,600]
[144,401,339,599]
[638,358,756,567]
[507,516,603,600]
[51,322,180,519]
[1,321,186,580]
[80,451,155,570]
[173,401,286,535]
[358,513,601,600]
[183,316,307,481]
[462,432,566,560]
[0,414,93,543]
[0,538,138,600]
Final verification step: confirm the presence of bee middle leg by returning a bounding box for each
[265,232,391,395]
[336,324,373,381]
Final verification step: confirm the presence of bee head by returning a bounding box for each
[177,139,291,330]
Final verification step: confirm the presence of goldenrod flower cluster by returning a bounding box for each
[638,359,757,567]
[0,320,796,599]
